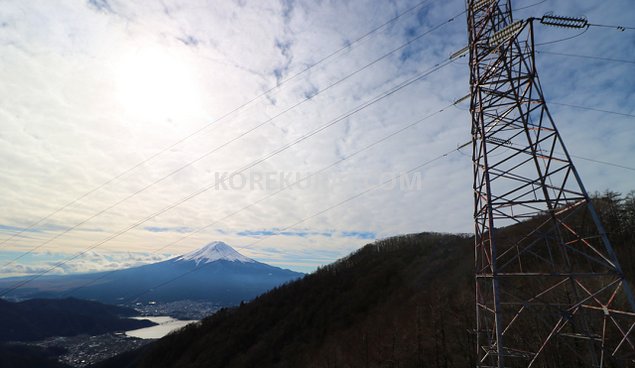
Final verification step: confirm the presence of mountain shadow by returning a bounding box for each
[0,298,154,342]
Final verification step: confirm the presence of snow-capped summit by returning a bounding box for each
[175,241,256,265]
[0,240,303,304]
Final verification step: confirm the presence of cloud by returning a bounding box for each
[87,0,114,14]
[340,231,376,240]
[1,250,173,276]
[176,35,200,47]
[0,223,103,236]
[234,228,374,240]
[236,228,329,238]
[0,0,633,277]
[144,226,194,233]
[0,224,42,233]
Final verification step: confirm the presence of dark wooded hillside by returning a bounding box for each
[96,191,635,368]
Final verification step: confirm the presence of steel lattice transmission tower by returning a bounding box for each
[466,0,635,366]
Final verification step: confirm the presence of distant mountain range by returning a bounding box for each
[0,242,303,305]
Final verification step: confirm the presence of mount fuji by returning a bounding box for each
[174,241,256,265]
[0,242,303,305]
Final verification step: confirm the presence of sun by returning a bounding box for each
[115,46,202,121]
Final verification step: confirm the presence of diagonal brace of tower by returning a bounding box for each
[466,0,635,367]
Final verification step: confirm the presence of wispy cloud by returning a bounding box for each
[236,228,332,238]
[87,0,114,14]
[144,226,194,233]
[0,224,103,234]
[340,231,376,240]
[235,228,374,239]
[0,250,173,277]
[0,224,42,233]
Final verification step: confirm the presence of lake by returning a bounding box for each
[125,316,198,339]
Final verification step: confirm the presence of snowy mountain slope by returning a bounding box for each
[0,242,303,305]
[174,241,255,264]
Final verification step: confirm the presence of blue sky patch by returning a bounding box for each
[144,226,193,233]
[236,228,373,239]
[340,231,376,240]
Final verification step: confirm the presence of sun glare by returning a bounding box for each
[115,47,202,120]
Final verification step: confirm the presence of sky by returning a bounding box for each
[0,0,633,277]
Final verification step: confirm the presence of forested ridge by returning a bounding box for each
[96,191,635,368]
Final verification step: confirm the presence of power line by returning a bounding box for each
[588,23,635,31]
[534,27,589,46]
[536,50,635,65]
[124,147,461,303]
[16,103,635,298]
[512,0,546,12]
[62,110,635,298]
[1,11,463,268]
[0,0,437,248]
[571,155,635,172]
[0,57,455,296]
[62,104,456,297]
[534,15,634,47]
[549,101,635,118]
